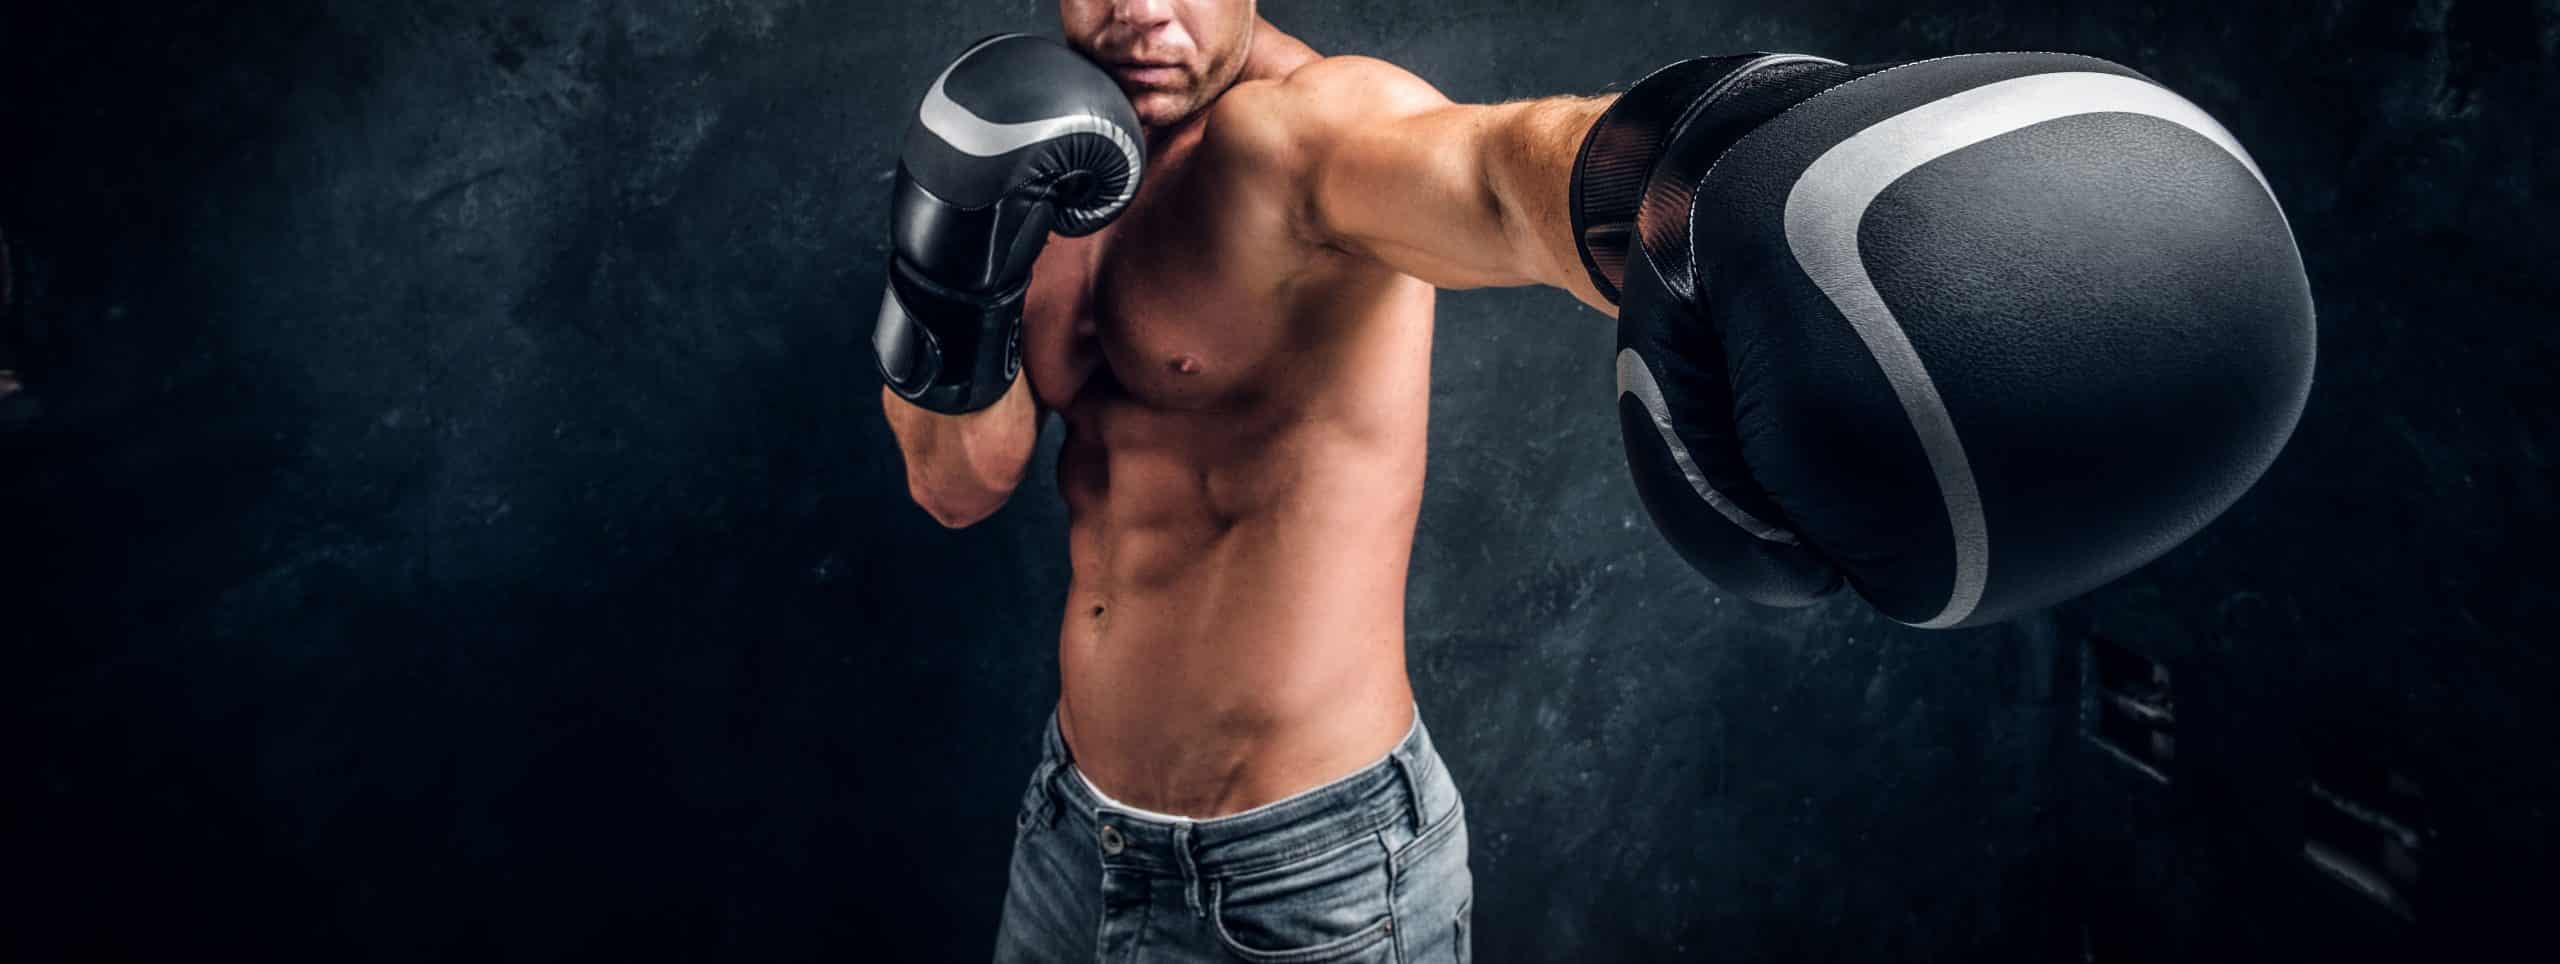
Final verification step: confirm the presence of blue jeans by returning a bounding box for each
[994,709,1473,963]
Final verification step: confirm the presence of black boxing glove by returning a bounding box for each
[1580,52,2316,628]
[873,34,1143,414]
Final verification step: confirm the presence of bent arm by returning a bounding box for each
[881,375,1040,528]
[1282,58,1618,314]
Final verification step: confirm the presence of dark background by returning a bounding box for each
[3,0,2550,960]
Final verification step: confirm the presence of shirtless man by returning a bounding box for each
[874,1,2313,959]
[878,1,1608,959]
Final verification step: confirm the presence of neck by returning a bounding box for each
[1142,17,1318,151]
[1236,17,1319,84]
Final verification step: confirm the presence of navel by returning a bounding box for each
[1169,353,1204,375]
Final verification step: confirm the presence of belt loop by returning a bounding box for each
[1388,745,1427,834]
[1173,823,1207,918]
[1037,712,1070,829]
[1031,758,1064,828]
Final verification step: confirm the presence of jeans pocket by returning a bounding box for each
[1389,806,1471,964]
[1208,839,1397,963]
[1389,803,1466,879]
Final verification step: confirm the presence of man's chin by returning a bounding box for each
[1125,89,1201,128]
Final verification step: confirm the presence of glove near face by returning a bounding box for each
[874,34,1145,415]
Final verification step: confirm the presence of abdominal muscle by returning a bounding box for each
[1051,385,1426,820]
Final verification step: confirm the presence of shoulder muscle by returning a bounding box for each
[1203,56,1456,247]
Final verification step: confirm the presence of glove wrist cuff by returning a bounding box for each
[1570,54,1844,305]
[873,257,1026,415]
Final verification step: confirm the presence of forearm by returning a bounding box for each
[1481,94,1619,315]
[881,376,1039,528]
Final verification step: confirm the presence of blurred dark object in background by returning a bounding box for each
[0,224,45,424]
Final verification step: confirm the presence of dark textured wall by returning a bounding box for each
[3,1,2549,961]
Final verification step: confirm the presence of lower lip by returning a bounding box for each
[1112,65,1183,86]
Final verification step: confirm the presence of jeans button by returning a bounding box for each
[1098,824,1126,855]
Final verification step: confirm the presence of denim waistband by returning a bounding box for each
[1025,705,1459,880]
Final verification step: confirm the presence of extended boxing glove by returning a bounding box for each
[873,34,1144,414]
[1574,53,2316,629]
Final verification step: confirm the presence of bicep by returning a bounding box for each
[1313,103,1534,289]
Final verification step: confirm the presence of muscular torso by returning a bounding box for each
[1019,82,1435,818]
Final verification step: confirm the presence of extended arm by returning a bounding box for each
[1255,57,1618,314]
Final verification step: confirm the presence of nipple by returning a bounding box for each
[1169,354,1203,375]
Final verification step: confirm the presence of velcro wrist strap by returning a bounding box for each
[1570,54,1835,304]
[872,257,1027,415]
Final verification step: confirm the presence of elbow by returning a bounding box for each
[905,446,1028,529]
[909,474,1011,529]
[886,384,1035,530]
